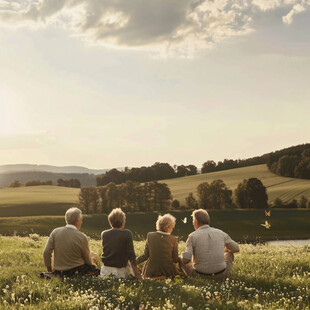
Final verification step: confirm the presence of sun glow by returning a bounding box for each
[0,85,25,135]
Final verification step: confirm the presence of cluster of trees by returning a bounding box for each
[268,144,310,179]
[201,156,268,174]
[78,181,172,214]
[8,180,22,188]
[195,179,233,209]
[8,178,81,188]
[56,178,81,188]
[273,196,310,209]
[25,180,52,186]
[96,162,197,186]
[184,178,269,210]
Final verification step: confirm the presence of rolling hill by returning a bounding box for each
[0,164,309,217]
[165,164,310,205]
[0,164,110,174]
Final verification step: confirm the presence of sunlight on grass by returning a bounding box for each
[0,236,309,309]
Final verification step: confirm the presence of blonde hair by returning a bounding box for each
[65,207,83,225]
[156,213,176,233]
[192,209,210,225]
[108,208,126,228]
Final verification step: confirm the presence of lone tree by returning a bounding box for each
[185,192,198,209]
[235,178,268,209]
[298,196,308,208]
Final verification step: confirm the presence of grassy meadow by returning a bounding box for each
[0,209,309,242]
[164,164,310,205]
[1,165,310,217]
[0,186,79,217]
[0,236,309,309]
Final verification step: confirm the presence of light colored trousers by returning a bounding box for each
[182,252,234,280]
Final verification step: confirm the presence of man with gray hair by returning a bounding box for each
[181,209,239,280]
[43,207,99,276]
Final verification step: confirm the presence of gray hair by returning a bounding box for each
[156,214,176,233]
[108,208,126,228]
[192,209,210,225]
[65,207,83,225]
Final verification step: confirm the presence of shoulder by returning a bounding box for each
[145,232,159,242]
[120,229,133,239]
[75,230,88,241]
[50,226,64,235]
[210,227,226,235]
[123,229,133,235]
[101,229,113,239]
[170,234,179,243]
[188,230,197,238]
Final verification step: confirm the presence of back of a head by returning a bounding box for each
[108,208,126,228]
[65,207,82,225]
[192,209,210,225]
[156,213,176,233]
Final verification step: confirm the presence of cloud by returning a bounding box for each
[0,0,309,56]
[0,132,56,150]
[282,3,306,24]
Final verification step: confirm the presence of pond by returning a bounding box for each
[267,239,310,246]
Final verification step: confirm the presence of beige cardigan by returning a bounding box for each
[43,226,92,271]
[137,231,179,278]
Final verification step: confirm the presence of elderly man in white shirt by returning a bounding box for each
[181,209,239,280]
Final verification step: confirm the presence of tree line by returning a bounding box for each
[267,144,310,179]
[8,178,81,188]
[96,162,197,186]
[201,156,268,174]
[79,177,309,214]
[78,181,172,214]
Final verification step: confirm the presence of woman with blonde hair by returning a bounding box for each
[136,213,180,278]
[100,208,141,279]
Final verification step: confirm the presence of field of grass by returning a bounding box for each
[0,186,79,216]
[0,236,309,309]
[0,209,309,242]
[164,164,310,205]
[1,165,310,217]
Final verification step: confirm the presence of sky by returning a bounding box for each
[0,0,309,169]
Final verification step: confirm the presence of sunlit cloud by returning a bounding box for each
[282,3,306,24]
[0,0,309,56]
[0,132,56,150]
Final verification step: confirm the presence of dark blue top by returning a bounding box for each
[101,228,136,268]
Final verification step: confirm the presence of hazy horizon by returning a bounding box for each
[1,0,309,169]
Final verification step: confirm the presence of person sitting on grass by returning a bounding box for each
[100,208,141,279]
[43,207,99,277]
[136,213,181,279]
[180,209,239,280]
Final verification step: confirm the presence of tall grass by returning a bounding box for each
[0,236,309,309]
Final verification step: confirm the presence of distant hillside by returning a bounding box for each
[163,164,310,205]
[0,164,111,175]
[1,164,310,217]
[0,171,96,187]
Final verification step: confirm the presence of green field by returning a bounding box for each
[0,165,309,217]
[0,209,309,242]
[0,186,79,216]
[164,164,310,205]
[0,236,309,309]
